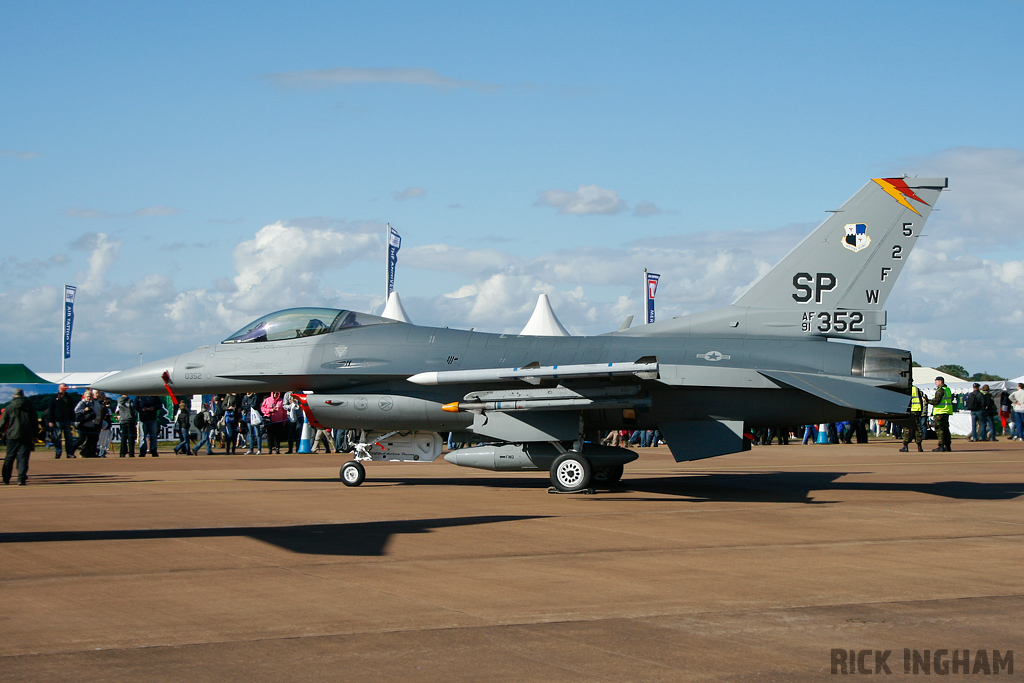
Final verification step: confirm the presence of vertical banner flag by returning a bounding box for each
[645,271,660,324]
[63,284,77,360]
[387,224,401,297]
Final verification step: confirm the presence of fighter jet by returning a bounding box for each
[94,177,948,491]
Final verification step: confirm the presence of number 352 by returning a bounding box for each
[801,311,864,333]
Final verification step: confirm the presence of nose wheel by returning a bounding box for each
[340,460,365,487]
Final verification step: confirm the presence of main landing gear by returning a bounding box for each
[550,451,592,492]
[548,452,624,493]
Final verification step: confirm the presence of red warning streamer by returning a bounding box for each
[160,371,179,406]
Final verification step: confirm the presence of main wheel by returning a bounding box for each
[340,460,365,487]
[550,452,592,492]
[592,463,624,487]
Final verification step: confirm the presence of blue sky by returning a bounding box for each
[3,1,1024,377]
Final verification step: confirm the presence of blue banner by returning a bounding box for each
[387,225,401,296]
[645,272,660,324]
[63,284,77,360]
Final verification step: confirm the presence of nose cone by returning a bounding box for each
[91,357,176,395]
[444,452,459,465]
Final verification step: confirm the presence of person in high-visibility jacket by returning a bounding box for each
[929,377,954,452]
[900,385,926,452]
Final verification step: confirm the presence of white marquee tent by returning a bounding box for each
[520,294,570,337]
[381,291,411,323]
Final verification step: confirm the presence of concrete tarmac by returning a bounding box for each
[2,439,1022,681]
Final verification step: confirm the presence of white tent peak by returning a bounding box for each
[382,292,411,323]
[520,294,570,336]
[912,366,968,385]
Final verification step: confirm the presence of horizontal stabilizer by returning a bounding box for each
[759,370,910,414]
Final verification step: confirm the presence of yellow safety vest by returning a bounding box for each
[933,386,953,415]
[909,386,923,413]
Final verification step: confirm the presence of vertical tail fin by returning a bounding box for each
[733,177,947,311]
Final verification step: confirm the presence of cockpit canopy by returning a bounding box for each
[222,308,392,344]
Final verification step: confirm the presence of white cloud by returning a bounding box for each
[163,241,213,252]
[67,206,180,219]
[535,184,626,215]
[0,149,41,160]
[0,253,69,284]
[403,244,521,276]
[535,186,668,217]
[426,274,650,335]
[461,273,539,322]
[898,147,1024,245]
[228,221,382,314]
[884,245,1024,374]
[633,200,663,217]
[393,187,426,201]
[430,273,584,334]
[264,67,496,91]
[69,232,121,294]
[402,225,813,333]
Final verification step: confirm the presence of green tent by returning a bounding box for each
[0,364,52,384]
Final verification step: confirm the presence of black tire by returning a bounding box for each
[550,452,592,492]
[340,460,365,487]
[592,463,624,486]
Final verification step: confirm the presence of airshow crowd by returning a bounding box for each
[5,379,1024,486]
[42,385,342,459]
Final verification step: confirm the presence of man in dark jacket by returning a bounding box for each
[173,399,193,455]
[46,383,77,458]
[980,384,998,442]
[2,389,41,485]
[117,394,137,457]
[966,383,985,442]
[137,395,163,457]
